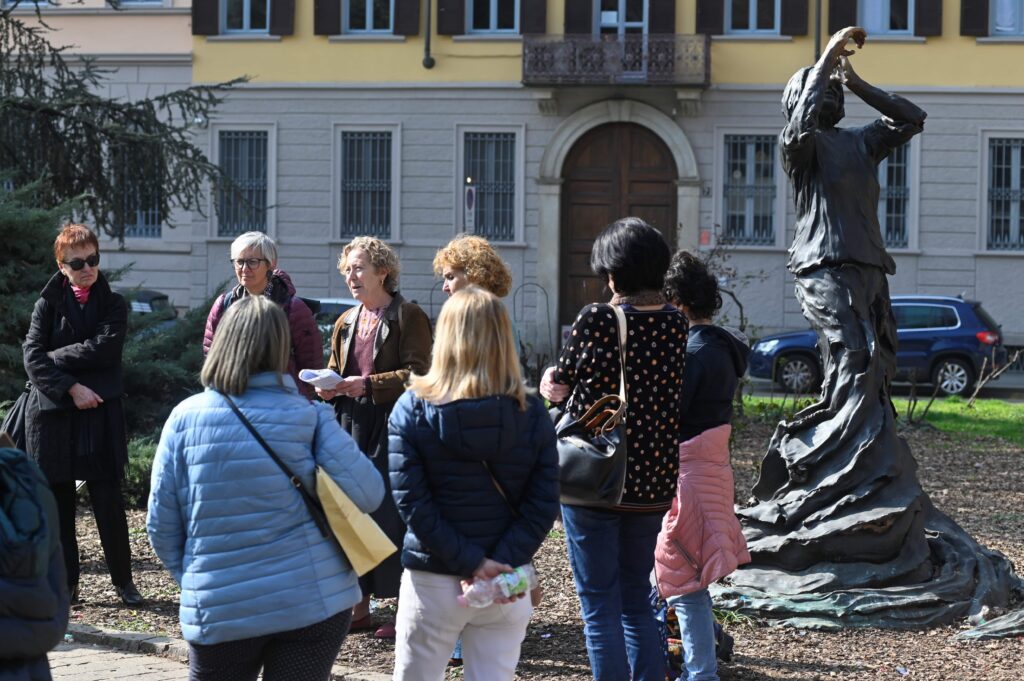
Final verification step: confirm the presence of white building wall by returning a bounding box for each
[106,83,1024,349]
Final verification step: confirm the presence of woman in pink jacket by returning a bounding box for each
[202,231,323,400]
[656,251,751,681]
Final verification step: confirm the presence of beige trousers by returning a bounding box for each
[392,569,533,681]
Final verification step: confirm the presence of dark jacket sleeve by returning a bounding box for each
[677,350,703,424]
[370,303,433,405]
[49,294,127,372]
[22,298,76,405]
[289,297,323,374]
[388,395,486,577]
[490,398,560,568]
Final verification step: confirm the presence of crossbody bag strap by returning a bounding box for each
[482,461,521,519]
[216,391,331,538]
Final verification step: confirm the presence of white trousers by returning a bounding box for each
[393,569,533,681]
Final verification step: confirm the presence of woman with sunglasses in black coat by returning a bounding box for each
[21,223,143,607]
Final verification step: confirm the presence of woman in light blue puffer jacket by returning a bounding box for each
[147,296,384,681]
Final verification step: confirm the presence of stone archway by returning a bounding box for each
[536,100,700,345]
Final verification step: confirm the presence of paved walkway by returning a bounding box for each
[49,642,187,680]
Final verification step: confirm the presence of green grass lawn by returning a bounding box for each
[891,395,1024,447]
[742,395,1024,447]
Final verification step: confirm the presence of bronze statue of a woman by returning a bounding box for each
[717,28,1022,633]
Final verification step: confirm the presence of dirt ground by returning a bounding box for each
[71,420,1024,680]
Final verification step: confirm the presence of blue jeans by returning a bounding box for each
[667,589,718,681]
[561,504,666,681]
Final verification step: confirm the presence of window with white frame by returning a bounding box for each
[223,0,270,33]
[987,138,1024,251]
[346,0,393,32]
[597,0,646,36]
[217,130,268,237]
[861,0,913,36]
[339,130,394,238]
[725,0,779,34]
[878,142,910,249]
[992,0,1024,35]
[469,0,518,33]
[462,130,518,242]
[722,134,776,246]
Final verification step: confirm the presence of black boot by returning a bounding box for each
[114,581,145,607]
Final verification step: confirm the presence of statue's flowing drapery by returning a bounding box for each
[714,265,1023,633]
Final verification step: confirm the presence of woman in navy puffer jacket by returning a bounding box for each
[388,286,559,681]
[148,296,384,681]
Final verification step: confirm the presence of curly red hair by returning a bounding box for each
[432,235,512,298]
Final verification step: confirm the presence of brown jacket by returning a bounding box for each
[327,294,432,406]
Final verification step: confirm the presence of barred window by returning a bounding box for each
[123,186,162,238]
[464,132,516,241]
[878,142,909,249]
[723,134,776,246]
[224,0,270,33]
[988,138,1024,251]
[217,130,268,237]
[340,131,392,238]
[727,0,779,34]
[347,0,393,32]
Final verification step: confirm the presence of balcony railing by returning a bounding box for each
[522,34,709,87]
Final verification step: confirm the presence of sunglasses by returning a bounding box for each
[62,253,101,271]
[230,258,268,270]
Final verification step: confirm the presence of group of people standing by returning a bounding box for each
[11,217,750,681]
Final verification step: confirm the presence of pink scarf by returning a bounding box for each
[71,284,91,305]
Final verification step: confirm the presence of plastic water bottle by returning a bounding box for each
[457,564,538,608]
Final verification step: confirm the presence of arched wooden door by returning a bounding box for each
[559,122,678,327]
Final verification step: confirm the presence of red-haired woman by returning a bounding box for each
[22,224,143,606]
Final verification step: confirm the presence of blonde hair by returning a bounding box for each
[408,286,525,409]
[432,234,513,298]
[201,296,291,395]
[337,236,401,292]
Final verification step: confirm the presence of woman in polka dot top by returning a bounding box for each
[540,217,688,681]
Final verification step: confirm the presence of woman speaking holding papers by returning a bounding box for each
[316,236,432,638]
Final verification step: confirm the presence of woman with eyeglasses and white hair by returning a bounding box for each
[21,223,143,607]
[148,296,384,681]
[203,231,323,400]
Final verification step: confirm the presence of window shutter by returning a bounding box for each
[649,0,675,34]
[564,0,593,34]
[191,0,219,36]
[695,0,724,35]
[914,0,942,36]
[827,0,857,35]
[437,0,465,35]
[520,0,547,34]
[269,0,295,36]
[960,0,990,37]
[780,0,808,36]
[314,0,341,35]
[394,0,421,35]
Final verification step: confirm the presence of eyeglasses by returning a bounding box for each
[62,253,100,271]
[230,258,268,270]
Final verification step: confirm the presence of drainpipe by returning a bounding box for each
[814,0,822,60]
[423,0,436,69]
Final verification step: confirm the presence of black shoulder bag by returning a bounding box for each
[554,304,629,508]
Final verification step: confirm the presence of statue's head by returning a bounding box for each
[782,66,845,128]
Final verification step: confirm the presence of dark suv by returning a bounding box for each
[748,295,1008,396]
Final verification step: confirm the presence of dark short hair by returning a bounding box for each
[663,250,722,320]
[589,217,671,295]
